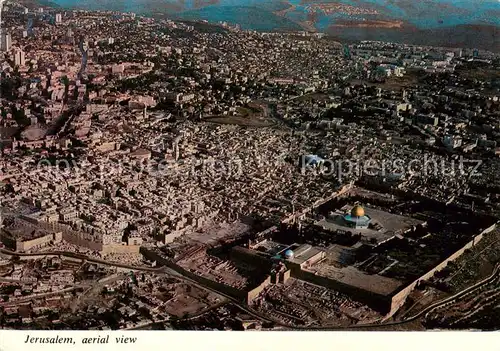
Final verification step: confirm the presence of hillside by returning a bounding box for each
[19,0,500,49]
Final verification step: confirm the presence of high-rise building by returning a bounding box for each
[1,33,12,52]
[55,13,62,23]
[14,50,26,67]
[65,28,74,45]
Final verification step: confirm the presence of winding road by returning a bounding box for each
[1,248,499,330]
[0,249,275,325]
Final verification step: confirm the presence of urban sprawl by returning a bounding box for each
[0,2,500,331]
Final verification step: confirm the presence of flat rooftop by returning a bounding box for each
[307,249,404,296]
[286,244,325,266]
[240,240,403,297]
[253,240,289,256]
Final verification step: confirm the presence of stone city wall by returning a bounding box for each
[386,223,496,319]
[61,231,103,251]
[16,232,61,252]
[101,243,141,254]
[246,275,272,303]
[20,216,104,250]
[0,231,17,250]
[293,267,392,313]
[255,226,278,240]
[141,248,247,301]
[230,246,272,269]
[164,230,185,244]
[281,183,354,225]
[19,216,139,253]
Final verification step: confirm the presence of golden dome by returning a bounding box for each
[351,205,365,217]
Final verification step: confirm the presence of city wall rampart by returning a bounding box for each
[386,223,496,319]
[255,226,278,239]
[0,231,17,250]
[231,247,272,269]
[281,184,353,225]
[101,244,140,254]
[16,232,61,252]
[293,268,391,313]
[62,231,103,251]
[141,248,247,301]
[272,184,498,318]
[19,216,139,253]
[246,276,272,303]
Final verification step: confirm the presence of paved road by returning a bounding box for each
[0,249,276,324]
[293,262,500,330]
[2,248,499,330]
[126,301,229,330]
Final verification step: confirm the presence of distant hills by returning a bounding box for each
[26,0,500,49]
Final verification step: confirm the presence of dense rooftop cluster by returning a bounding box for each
[0,1,499,331]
